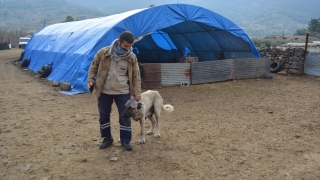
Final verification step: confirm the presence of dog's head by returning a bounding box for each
[120,99,142,120]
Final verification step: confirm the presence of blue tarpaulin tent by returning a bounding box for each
[23,3,260,94]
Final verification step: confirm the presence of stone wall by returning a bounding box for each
[258,47,305,75]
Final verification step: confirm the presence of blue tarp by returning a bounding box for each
[23,3,260,95]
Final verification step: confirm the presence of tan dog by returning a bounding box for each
[121,90,174,144]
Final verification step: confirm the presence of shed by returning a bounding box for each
[23,3,261,94]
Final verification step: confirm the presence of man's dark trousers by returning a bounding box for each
[98,93,131,143]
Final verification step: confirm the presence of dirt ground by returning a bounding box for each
[0,48,320,180]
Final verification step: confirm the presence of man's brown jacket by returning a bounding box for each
[88,46,141,98]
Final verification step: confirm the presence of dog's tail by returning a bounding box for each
[162,104,174,114]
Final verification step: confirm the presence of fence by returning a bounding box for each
[142,57,271,88]
[191,58,270,85]
[304,52,320,76]
[0,43,11,50]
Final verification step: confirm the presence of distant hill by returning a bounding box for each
[0,0,105,32]
[66,0,320,37]
[0,0,319,37]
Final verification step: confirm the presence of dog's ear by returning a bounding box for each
[137,103,142,109]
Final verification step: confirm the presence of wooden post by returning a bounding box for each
[302,33,309,74]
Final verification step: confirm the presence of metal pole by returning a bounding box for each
[302,32,309,74]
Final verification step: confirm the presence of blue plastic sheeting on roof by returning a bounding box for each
[151,30,177,50]
[23,3,260,95]
[184,47,191,57]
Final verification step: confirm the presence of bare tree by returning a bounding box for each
[0,27,33,48]
[18,26,29,37]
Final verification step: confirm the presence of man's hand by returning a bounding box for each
[87,81,93,89]
[134,94,141,101]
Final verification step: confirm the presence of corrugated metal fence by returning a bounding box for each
[304,52,320,77]
[233,58,271,80]
[191,60,233,84]
[161,63,191,86]
[142,57,270,87]
[191,57,270,85]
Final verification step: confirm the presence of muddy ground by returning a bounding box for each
[0,48,320,180]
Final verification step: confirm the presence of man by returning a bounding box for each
[87,31,141,151]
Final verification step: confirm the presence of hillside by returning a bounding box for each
[0,0,105,32]
[66,0,320,37]
[0,0,319,37]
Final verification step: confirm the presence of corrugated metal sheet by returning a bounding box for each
[233,57,270,79]
[143,63,162,89]
[161,63,191,86]
[191,60,233,85]
[142,58,271,87]
[191,58,270,85]
[304,53,320,76]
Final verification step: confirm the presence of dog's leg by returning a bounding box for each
[138,117,146,144]
[154,112,161,138]
[146,115,155,135]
